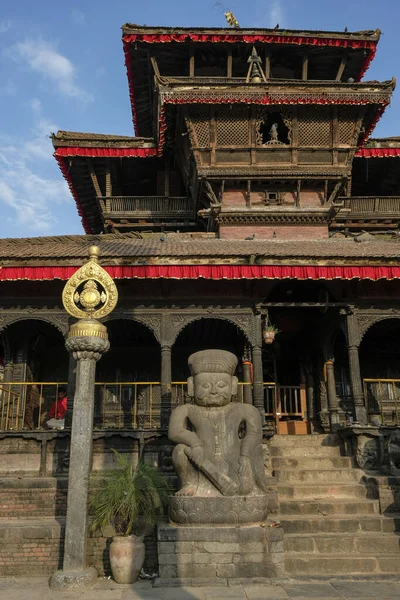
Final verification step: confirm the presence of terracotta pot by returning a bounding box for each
[109,534,145,584]
[263,330,276,344]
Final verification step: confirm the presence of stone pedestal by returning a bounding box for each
[157,521,285,585]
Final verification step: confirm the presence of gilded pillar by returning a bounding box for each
[50,246,117,591]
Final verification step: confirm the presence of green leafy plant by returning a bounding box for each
[89,449,171,536]
[263,324,279,333]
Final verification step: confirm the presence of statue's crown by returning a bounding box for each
[188,349,238,376]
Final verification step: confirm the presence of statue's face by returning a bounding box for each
[191,372,236,407]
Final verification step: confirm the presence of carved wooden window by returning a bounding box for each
[298,106,331,147]
[186,107,211,148]
[337,106,359,146]
[255,108,292,146]
[216,107,249,146]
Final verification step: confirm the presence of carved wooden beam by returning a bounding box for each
[302,53,308,81]
[105,161,112,197]
[86,158,103,198]
[336,54,348,82]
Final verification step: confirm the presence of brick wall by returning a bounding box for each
[0,521,158,577]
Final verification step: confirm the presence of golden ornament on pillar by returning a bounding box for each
[62,245,118,320]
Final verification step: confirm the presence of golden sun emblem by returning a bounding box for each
[62,246,118,319]
[74,280,107,311]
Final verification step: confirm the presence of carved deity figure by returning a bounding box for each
[168,350,267,497]
[269,122,279,142]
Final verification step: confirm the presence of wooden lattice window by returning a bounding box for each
[337,107,359,146]
[186,107,211,147]
[298,106,331,147]
[216,107,249,146]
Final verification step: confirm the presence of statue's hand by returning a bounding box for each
[185,445,204,467]
[238,455,251,476]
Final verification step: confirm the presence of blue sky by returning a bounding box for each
[1,0,399,238]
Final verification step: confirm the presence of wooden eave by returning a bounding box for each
[52,131,156,150]
[122,24,380,42]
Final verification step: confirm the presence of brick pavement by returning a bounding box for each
[1,577,400,600]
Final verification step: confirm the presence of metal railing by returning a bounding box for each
[363,378,400,425]
[0,381,308,432]
[0,382,67,431]
[340,196,400,213]
[98,196,194,217]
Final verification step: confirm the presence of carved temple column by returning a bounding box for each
[242,344,253,405]
[252,313,265,424]
[346,309,367,425]
[161,343,172,429]
[325,360,340,430]
[50,246,117,591]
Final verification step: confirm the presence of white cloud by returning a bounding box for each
[0,20,12,34]
[12,39,93,103]
[30,98,42,113]
[267,0,284,28]
[0,119,71,233]
[71,9,85,26]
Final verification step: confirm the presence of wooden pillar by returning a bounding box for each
[161,343,172,429]
[325,360,340,430]
[242,344,253,405]
[346,309,367,425]
[252,313,265,424]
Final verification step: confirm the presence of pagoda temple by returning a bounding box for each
[1,22,400,579]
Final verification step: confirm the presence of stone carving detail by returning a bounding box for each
[355,435,379,470]
[388,430,400,472]
[169,495,268,525]
[168,349,267,524]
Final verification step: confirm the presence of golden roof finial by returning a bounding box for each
[224,10,240,28]
[62,246,118,319]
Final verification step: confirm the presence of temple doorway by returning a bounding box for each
[360,318,400,425]
[172,317,249,403]
[96,319,160,428]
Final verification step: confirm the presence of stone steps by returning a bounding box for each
[278,482,368,499]
[285,532,400,554]
[285,554,400,576]
[272,433,400,576]
[274,467,361,484]
[271,445,342,457]
[271,456,352,469]
[280,498,379,516]
[280,514,399,534]
[271,433,340,446]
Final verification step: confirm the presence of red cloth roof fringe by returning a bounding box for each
[54,155,91,234]
[356,147,400,158]
[1,264,400,282]
[54,147,157,158]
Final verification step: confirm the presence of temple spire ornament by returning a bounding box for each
[246,47,267,83]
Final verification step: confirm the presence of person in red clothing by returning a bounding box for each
[46,387,68,430]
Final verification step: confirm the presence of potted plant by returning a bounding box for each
[263,323,279,344]
[89,449,171,584]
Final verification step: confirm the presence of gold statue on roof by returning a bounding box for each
[224,10,240,28]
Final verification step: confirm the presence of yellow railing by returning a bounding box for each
[0,380,307,432]
[363,378,400,425]
[0,382,67,431]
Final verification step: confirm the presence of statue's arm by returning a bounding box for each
[168,405,202,448]
[240,406,263,457]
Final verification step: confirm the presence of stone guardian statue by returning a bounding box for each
[169,349,266,498]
